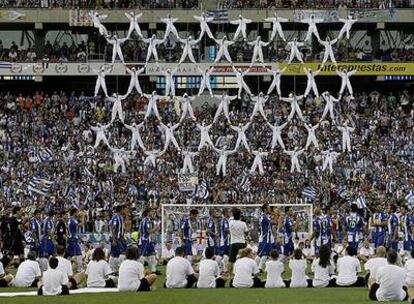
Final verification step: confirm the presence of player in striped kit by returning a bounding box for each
[400,205,414,255]
[180,209,199,263]
[258,203,274,271]
[387,204,399,251]
[343,204,365,250]
[138,208,159,273]
[370,205,388,248]
[110,205,127,271]
[216,209,230,273]
[39,211,55,271]
[281,206,296,258]
[67,208,83,272]
[312,207,332,254]
[29,209,42,255]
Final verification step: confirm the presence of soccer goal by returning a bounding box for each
[161,204,313,250]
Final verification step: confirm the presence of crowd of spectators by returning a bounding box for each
[0,84,413,233]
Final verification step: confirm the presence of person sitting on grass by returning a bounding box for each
[264,249,285,288]
[197,247,226,288]
[231,247,262,288]
[85,247,116,288]
[311,245,335,288]
[13,251,41,288]
[364,246,387,288]
[165,246,198,288]
[369,249,408,302]
[37,257,70,296]
[288,248,311,288]
[56,245,85,290]
[332,246,365,287]
[0,258,14,287]
[118,246,157,292]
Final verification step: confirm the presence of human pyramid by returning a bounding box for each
[89,11,358,177]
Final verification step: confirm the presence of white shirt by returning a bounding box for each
[118,260,144,291]
[311,258,335,287]
[359,246,374,257]
[376,264,407,301]
[336,255,361,286]
[57,256,73,277]
[14,260,41,287]
[233,257,259,288]
[405,258,414,286]
[289,259,308,287]
[41,269,69,295]
[197,259,219,288]
[365,257,388,281]
[166,256,194,288]
[265,260,285,288]
[161,246,175,260]
[86,260,112,288]
[229,220,248,244]
[0,262,4,276]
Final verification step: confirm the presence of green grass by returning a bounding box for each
[0,264,391,304]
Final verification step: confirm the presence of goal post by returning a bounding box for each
[161,204,313,250]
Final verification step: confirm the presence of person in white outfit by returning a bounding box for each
[106,34,129,64]
[338,15,358,40]
[125,11,143,38]
[89,11,108,37]
[264,249,285,288]
[213,146,237,176]
[302,15,323,41]
[193,13,215,40]
[321,150,341,173]
[230,15,252,40]
[142,34,167,63]
[305,123,319,150]
[160,14,180,39]
[159,122,181,151]
[231,247,262,288]
[337,121,355,152]
[337,69,357,98]
[213,36,234,63]
[126,66,145,95]
[288,249,309,288]
[265,13,288,41]
[162,68,178,97]
[250,148,269,175]
[280,93,305,121]
[91,123,110,149]
[233,67,251,98]
[196,122,214,150]
[93,67,108,97]
[143,147,166,169]
[248,36,269,66]
[178,36,200,64]
[124,122,145,150]
[250,92,268,121]
[143,91,162,120]
[321,91,339,121]
[181,150,198,174]
[286,39,304,63]
[285,148,305,173]
[266,67,286,96]
[107,93,128,123]
[231,122,251,152]
[178,93,196,122]
[197,67,214,96]
[197,247,225,288]
[213,93,237,123]
[311,245,335,288]
[304,67,321,97]
[267,120,288,150]
[364,246,387,288]
[110,147,130,174]
[318,37,338,65]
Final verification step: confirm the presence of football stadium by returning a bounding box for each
[0,1,414,303]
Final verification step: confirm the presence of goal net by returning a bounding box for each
[161,204,313,252]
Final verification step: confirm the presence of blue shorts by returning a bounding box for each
[110,238,127,258]
[183,239,192,256]
[217,245,229,256]
[387,240,398,251]
[67,238,82,257]
[373,232,386,248]
[139,240,156,256]
[272,242,282,253]
[404,239,413,251]
[39,237,55,258]
[258,242,273,257]
[283,240,294,256]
